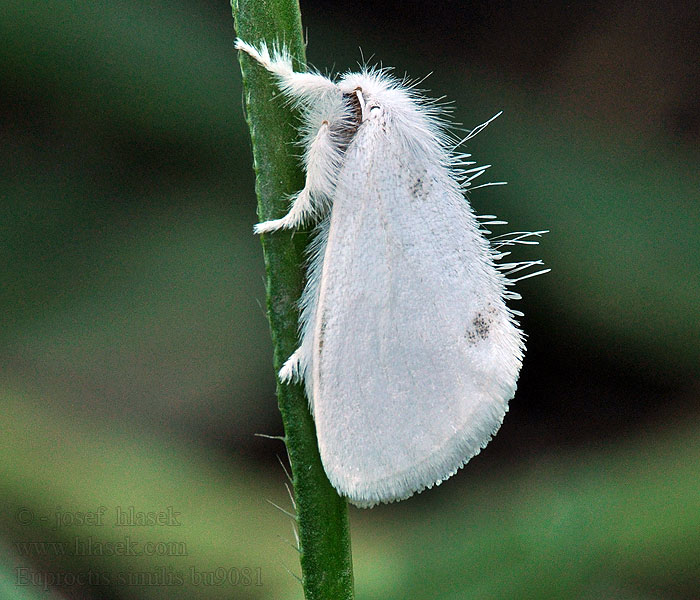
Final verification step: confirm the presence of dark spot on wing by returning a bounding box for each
[409,173,433,199]
[410,177,423,196]
[466,312,492,344]
[316,317,328,381]
[317,319,327,353]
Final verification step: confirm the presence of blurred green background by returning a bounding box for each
[1,1,698,598]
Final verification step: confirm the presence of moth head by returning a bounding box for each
[339,72,419,125]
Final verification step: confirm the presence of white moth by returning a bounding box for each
[236,39,547,508]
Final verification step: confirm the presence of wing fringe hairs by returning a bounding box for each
[237,39,548,507]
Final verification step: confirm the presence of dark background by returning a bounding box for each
[1,1,698,599]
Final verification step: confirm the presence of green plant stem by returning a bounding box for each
[231,2,354,599]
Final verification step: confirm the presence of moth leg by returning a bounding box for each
[254,121,337,234]
[235,38,337,103]
[253,188,313,234]
[279,347,303,383]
